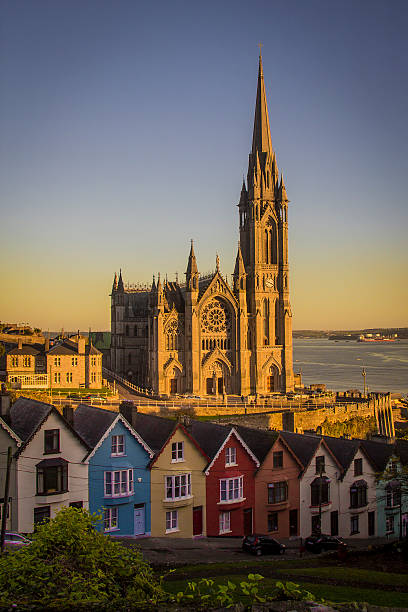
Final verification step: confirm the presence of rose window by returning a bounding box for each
[201,299,231,334]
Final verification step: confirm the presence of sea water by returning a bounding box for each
[293,338,408,395]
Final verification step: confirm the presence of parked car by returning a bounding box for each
[84,395,107,403]
[304,534,346,553]
[242,534,285,556]
[3,532,31,551]
[67,393,82,400]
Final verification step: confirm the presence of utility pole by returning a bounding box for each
[0,447,13,554]
[362,368,367,398]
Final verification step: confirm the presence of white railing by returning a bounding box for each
[102,367,153,397]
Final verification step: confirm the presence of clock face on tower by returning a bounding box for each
[265,278,274,289]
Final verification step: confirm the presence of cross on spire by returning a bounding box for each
[258,42,263,57]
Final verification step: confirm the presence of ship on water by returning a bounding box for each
[357,333,398,342]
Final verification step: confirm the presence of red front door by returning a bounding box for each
[193,506,203,536]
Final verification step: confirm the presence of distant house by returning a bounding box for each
[0,396,89,533]
[73,403,154,537]
[6,339,47,388]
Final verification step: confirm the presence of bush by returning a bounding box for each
[0,507,165,610]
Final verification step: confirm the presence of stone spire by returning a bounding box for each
[233,242,245,279]
[216,253,220,273]
[112,272,118,292]
[251,51,272,160]
[279,173,289,202]
[151,274,156,292]
[186,240,198,277]
[117,269,124,292]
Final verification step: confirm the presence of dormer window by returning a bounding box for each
[225,447,236,466]
[44,429,60,454]
[315,455,325,474]
[171,441,184,462]
[111,435,125,456]
[354,458,363,476]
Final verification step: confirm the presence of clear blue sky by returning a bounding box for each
[1,0,407,330]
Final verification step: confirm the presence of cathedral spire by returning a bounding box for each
[251,51,272,159]
[112,271,118,292]
[233,242,245,278]
[279,172,289,202]
[186,239,198,277]
[151,274,156,292]
[117,269,124,292]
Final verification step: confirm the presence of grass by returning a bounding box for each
[278,566,408,588]
[163,574,408,608]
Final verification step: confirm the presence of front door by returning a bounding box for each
[330,511,339,536]
[206,378,214,394]
[368,511,375,536]
[134,504,145,536]
[289,509,298,536]
[193,506,203,536]
[243,508,253,535]
[170,378,177,394]
[218,377,223,394]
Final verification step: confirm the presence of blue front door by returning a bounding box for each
[134,504,145,535]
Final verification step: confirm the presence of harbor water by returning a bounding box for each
[293,338,408,395]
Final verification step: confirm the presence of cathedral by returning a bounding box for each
[110,55,294,396]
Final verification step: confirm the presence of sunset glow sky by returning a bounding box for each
[1,0,407,330]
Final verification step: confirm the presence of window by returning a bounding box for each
[91,373,96,382]
[219,476,243,502]
[11,357,18,367]
[91,357,97,366]
[386,483,401,508]
[354,458,363,476]
[386,515,395,534]
[34,506,50,526]
[104,470,133,497]
[273,451,283,468]
[171,441,184,462]
[219,511,231,534]
[69,501,83,509]
[54,357,61,367]
[66,372,72,383]
[54,372,61,384]
[44,429,60,454]
[350,515,359,535]
[104,507,118,532]
[71,357,77,367]
[267,511,278,532]
[36,462,68,495]
[225,447,236,466]
[111,435,125,456]
[267,481,288,504]
[165,474,191,500]
[166,510,178,533]
[315,455,325,474]
[350,481,367,508]
[311,477,330,506]
[23,356,31,367]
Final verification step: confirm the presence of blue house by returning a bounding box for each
[73,404,153,537]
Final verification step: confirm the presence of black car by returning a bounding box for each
[304,534,346,553]
[242,534,285,556]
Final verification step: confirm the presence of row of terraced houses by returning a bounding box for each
[0,394,407,540]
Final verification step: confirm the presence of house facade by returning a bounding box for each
[73,404,153,537]
[149,424,208,538]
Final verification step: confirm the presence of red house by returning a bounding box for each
[190,421,260,536]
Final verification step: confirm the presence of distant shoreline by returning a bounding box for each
[293,327,408,340]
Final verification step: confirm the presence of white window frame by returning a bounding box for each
[103,507,118,532]
[386,515,394,534]
[166,510,178,533]
[165,474,191,500]
[219,476,244,503]
[171,441,184,463]
[111,435,125,456]
[104,469,133,497]
[219,511,231,534]
[225,447,237,466]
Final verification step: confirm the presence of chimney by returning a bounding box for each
[63,405,74,426]
[0,384,11,424]
[18,338,23,350]
[119,401,138,428]
[45,337,50,352]
[77,336,85,354]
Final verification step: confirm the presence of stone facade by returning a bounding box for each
[110,55,294,396]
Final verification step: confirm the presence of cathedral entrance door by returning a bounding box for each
[217,377,223,394]
[206,378,214,395]
[170,378,177,394]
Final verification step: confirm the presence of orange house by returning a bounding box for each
[254,434,303,538]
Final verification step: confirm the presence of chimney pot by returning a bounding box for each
[63,405,74,426]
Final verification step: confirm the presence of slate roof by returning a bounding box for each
[198,276,213,300]
[360,439,395,472]
[130,412,176,453]
[279,431,322,470]
[73,404,118,448]
[323,436,360,473]
[233,424,279,463]
[9,397,53,442]
[47,339,101,356]
[7,344,44,356]
[165,283,185,313]
[188,420,230,460]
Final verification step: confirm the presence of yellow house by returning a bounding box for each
[150,423,208,538]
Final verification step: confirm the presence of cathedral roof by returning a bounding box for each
[164,282,184,313]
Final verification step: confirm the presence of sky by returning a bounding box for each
[1,0,407,331]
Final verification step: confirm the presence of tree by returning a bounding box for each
[0,507,165,609]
